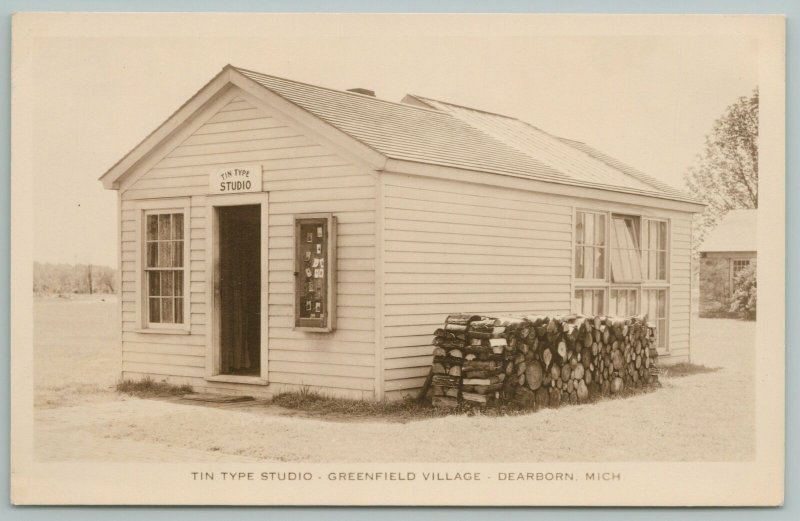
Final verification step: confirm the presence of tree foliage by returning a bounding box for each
[730,263,757,320]
[685,88,758,249]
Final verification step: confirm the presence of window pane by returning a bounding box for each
[625,218,639,248]
[148,271,161,297]
[575,246,584,278]
[146,243,158,268]
[650,291,658,318]
[659,222,667,250]
[573,290,582,314]
[628,290,637,315]
[593,289,605,315]
[174,271,183,296]
[162,270,174,296]
[149,298,161,323]
[658,318,666,348]
[595,214,606,246]
[628,249,642,280]
[585,214,594,246]
[584,246,594,279]
[171,213,184,240]
[657,251,666,280]
[161,297,173,323]
[595,247,605,279]
[172,240,184,267]
[158,214,171,240]
[657,290,666,317]
[147,215,159,241]
[175,297,184,324]
[609,220,621,280]
[641,221,649,250]
[576,212,584,244]
[158,242,171,267]
[614,290,623,315]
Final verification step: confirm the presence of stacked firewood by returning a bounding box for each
[428,313,659,409]
[429,314,468,408]
[459,318,509,406]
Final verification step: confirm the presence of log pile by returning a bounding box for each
[428,313,659,409]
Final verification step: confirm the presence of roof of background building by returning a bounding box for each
[234,66,700,204]
[699,209,758,253]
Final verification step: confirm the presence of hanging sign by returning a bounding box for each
[209,164,262,194]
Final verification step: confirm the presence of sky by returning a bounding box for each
[17,13,760,267]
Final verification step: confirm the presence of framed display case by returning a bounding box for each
[293,213,337,331]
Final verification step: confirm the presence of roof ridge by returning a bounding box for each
[410,94,522,120]
[231,65,445,115]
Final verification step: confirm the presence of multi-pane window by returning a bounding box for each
[575,211,606,279]
[609,288,639,317]
[145,211,185,325]
[642,289,667,351]
[573,209,670,349]
[732,259,750,278]
[573,288,605,316]
[610,215,642,283]
[642,219,668,281]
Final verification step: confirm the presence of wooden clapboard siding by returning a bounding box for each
[380,173,574,393]
[118,92,378,397]
[662,216,693,364]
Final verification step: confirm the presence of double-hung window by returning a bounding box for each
[143,208,188,329]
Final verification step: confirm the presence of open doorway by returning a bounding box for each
[218,204,261,376]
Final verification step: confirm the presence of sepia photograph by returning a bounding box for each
[9,12,785,505]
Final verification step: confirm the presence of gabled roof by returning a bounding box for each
[699,209,758,253]
[101,64,702,207]
[406,94,696,203]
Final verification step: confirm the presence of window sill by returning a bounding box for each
[206,375,268,386]
[133,328,191,335]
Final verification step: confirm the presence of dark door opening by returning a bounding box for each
[219,204,261,376]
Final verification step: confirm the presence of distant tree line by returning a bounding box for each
[33,262,116,295]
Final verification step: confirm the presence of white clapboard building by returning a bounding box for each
[100,65,703,400]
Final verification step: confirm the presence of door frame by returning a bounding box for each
[204,192,269,385]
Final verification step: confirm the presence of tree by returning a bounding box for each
[684,88,758,250]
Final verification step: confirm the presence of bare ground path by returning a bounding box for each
[33,297,755,462]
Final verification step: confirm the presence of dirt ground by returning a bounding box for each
[33,295,756,462]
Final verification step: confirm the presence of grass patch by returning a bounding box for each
[271,388,452,421]
[116,376,193,398]
[271,381,666,421]
[660,362,720,378]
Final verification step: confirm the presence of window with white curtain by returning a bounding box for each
[144,211,186,326]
